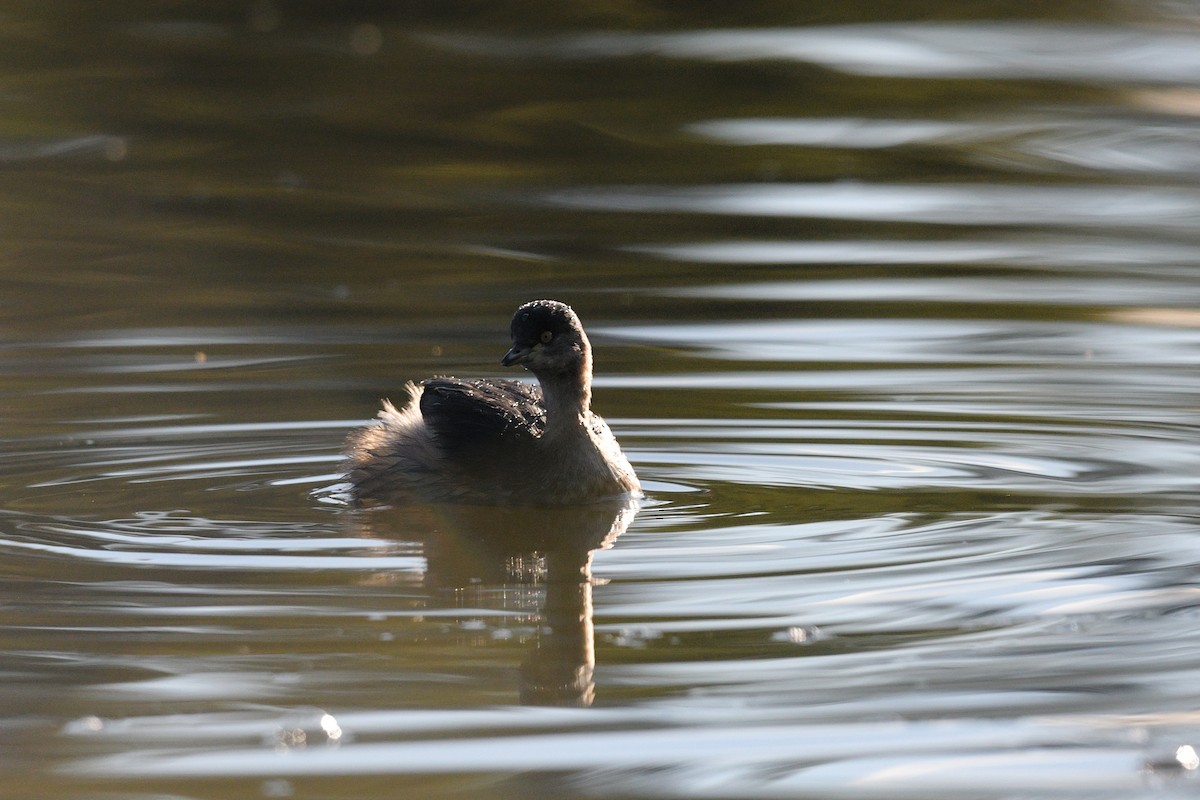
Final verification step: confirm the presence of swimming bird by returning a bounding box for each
[344,300,640,506]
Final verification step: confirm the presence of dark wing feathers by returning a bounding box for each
[420,377,545,458]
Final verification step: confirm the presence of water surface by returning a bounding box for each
[3,3,1200,799]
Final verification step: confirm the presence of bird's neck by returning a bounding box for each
[539,370,592,433]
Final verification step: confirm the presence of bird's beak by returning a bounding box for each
[501,344,532,367]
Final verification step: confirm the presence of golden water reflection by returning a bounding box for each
[348,497,639,708]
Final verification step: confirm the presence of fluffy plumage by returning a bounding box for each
[344,300,640,506]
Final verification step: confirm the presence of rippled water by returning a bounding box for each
[4,3,1200,799]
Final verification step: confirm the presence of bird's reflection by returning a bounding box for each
[349,495,638,707]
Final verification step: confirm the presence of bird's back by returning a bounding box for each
[418,377,545,467]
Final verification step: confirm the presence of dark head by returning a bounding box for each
[501,299,591,382]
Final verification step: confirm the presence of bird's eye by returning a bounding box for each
[539,330,553,344]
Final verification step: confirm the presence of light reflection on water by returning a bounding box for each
[629,237,1200,268]
[546,182,1200,228]
[688,116,1200,176]
[560,23,1200,83]
[434,22,1200,83]
[3,4,1200,800]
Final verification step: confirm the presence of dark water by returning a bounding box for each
[4,3,1200,799]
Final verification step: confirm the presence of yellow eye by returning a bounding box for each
[539,330,553,344]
